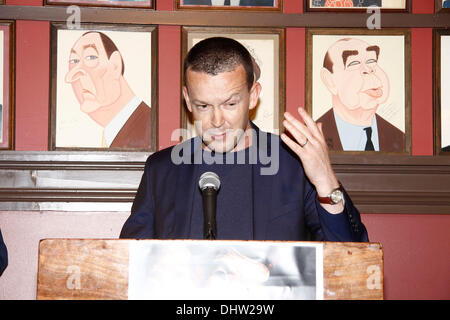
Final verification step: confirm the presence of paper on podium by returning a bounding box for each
[128,240,324,300]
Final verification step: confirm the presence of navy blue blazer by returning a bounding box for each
[120,125,368,242]
[0,228,8,276]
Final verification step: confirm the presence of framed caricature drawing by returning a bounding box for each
[0,21,14,150]
[177,0,282,11]
[50,23,158,151]
[305,0,408,11]
[45,0,153,9]
[434,29,450,155]
[436,0,450,13]
[306,28,411,154]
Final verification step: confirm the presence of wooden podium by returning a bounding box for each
[36,239,383,300]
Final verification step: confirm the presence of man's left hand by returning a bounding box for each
[281,107,343,214]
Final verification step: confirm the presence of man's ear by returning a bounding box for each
[249,82,262,111]
[109,51,123,79]
[320,68,338,96]
[182,86,193,112]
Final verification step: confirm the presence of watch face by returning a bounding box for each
[330,189,343,204]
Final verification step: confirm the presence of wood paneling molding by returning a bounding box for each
[0,152,449,213]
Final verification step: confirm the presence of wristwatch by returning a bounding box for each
[317,186,344,205]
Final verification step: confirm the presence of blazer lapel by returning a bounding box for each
[251,124,274,240]
[171,137,202,238]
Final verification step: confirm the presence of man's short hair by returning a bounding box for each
[82,31,125,75]
[183,37,255,91]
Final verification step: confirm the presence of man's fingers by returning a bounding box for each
[297,108,322,139]
[281,133,305,157]
[283,119,309,147]
[284,112,313,143]
[317,122,324,136]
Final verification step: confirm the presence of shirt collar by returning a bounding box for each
[104,96,142,147]
[334,109,379,151]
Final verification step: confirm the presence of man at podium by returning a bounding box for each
[120,37,368,242]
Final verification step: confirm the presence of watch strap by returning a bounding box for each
[317,186,343,204]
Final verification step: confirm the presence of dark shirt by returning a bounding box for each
[190,148,253,240]
[0,228,8,276]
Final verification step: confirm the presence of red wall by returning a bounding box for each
[5,0,450,299]
[362,214,449,300]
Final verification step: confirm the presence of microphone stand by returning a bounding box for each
[202,187,217,240]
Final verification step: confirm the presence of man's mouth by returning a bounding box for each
[210,132,227,140]
[82,88,95,96]
[364,87,383,98]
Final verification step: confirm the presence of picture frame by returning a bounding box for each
[305,0,409,12]
[306,28,411,154]
[180,27,285,140]
[435,0,450,13]
[0,21,14,150]
[45,0,153,9]
[434,29,450,155]
[176,0,282,11]
[49,23,158,151]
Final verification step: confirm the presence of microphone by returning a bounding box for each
[198,172,221,240]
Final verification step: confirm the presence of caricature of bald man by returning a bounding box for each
[65,31,151,149]
[317,38,405,152]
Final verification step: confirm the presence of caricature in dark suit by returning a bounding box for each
[65,31,151,149]
[317,37,405,152]
[183,0,274,6]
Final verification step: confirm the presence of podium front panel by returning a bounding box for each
[37,239,383,300]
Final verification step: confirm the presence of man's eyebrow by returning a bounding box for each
[366,45,380,60]
[191,99,208,105]
[342,50,359,67]
[192,93,240,105]
[82,43,99,54]
[224,93,240,102]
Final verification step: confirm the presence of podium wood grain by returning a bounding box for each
[37,239,129,300]
[37,239,383,300]
[323,242,383,299]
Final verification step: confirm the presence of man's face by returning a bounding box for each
[183,65,260,153]
[65,33,121,114]
[323,38,390,111]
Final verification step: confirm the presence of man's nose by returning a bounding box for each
[211,106,224,128]
[361,62,375,75]
[65,65,86,83]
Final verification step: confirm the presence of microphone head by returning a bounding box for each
[199,171,221,191]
